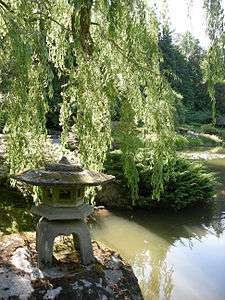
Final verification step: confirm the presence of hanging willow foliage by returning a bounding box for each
[0,1,52,174]
[203,0,224,123]
[58,0,177,203]
[1,0,223,204]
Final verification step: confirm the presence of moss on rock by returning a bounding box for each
[0,233,143,300]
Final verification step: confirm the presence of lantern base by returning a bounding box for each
[36,218,95,267]
[31,203,94,220]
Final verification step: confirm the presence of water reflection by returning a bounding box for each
[91,204,225,299]
[91,159,225,300]
[132,242,173,299]
[207,159,225,236]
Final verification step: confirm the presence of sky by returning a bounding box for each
[149,0,225,49]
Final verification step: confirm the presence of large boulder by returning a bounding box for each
[0,233,143,300]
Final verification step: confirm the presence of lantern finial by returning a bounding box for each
[59,156,70,164]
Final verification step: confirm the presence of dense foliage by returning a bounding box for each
[104,150,216,210]
[0,186,36,234]
[0,0,224,206]
[139,157,216,210]
[203,0,225,123]
[159,30,211,116]
[0,0,177,204]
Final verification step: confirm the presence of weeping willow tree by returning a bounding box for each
[203,0,224,124]
[0,0,223,205]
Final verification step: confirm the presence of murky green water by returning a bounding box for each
[91,159,225,300]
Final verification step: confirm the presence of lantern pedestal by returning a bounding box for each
[36,217,95,266]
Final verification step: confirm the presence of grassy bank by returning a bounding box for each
[175,123,225,150]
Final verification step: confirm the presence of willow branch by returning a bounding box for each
[0,0,13,12]
[101,32,152,73]
[0,1,154,74]
[79,0,94,55]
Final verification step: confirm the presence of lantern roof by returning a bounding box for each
[12,156,115,187]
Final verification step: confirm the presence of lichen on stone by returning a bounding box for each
[0,233,143,300]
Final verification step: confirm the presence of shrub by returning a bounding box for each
[200,124,225,137]
[174,134,189,150]
[185,110,212,124]
[138,157,216,210]
[104,150,216,210]
[175,133,220,149]
[175,134,205,149]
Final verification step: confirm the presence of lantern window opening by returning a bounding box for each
[59,190,71,200]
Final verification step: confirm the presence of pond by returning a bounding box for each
[90,158,225,300]
[0,156,225,300]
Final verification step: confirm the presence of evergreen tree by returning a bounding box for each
[159,29,211,121]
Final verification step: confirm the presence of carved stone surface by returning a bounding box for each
[31,203,94,220]
[12,156,115,187]
[36,218,95,266]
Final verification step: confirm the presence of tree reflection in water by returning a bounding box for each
[129,210,213,299]
[91,197,225,300]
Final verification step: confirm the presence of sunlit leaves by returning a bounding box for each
[1,0,178,204]
[1,1,49,173]
[203,0,225,123]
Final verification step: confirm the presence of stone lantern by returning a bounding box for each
[12,157,115,267]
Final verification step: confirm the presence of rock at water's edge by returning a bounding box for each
[0,233,143,300]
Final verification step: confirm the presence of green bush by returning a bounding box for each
[175,133,220,149]
[104,150,216,210]
[175,134,204,149]
[200,124,225,137]
[0,187,37,234]
[185,110,212,124]
[138,157,216,210]
[174,134,189,150]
